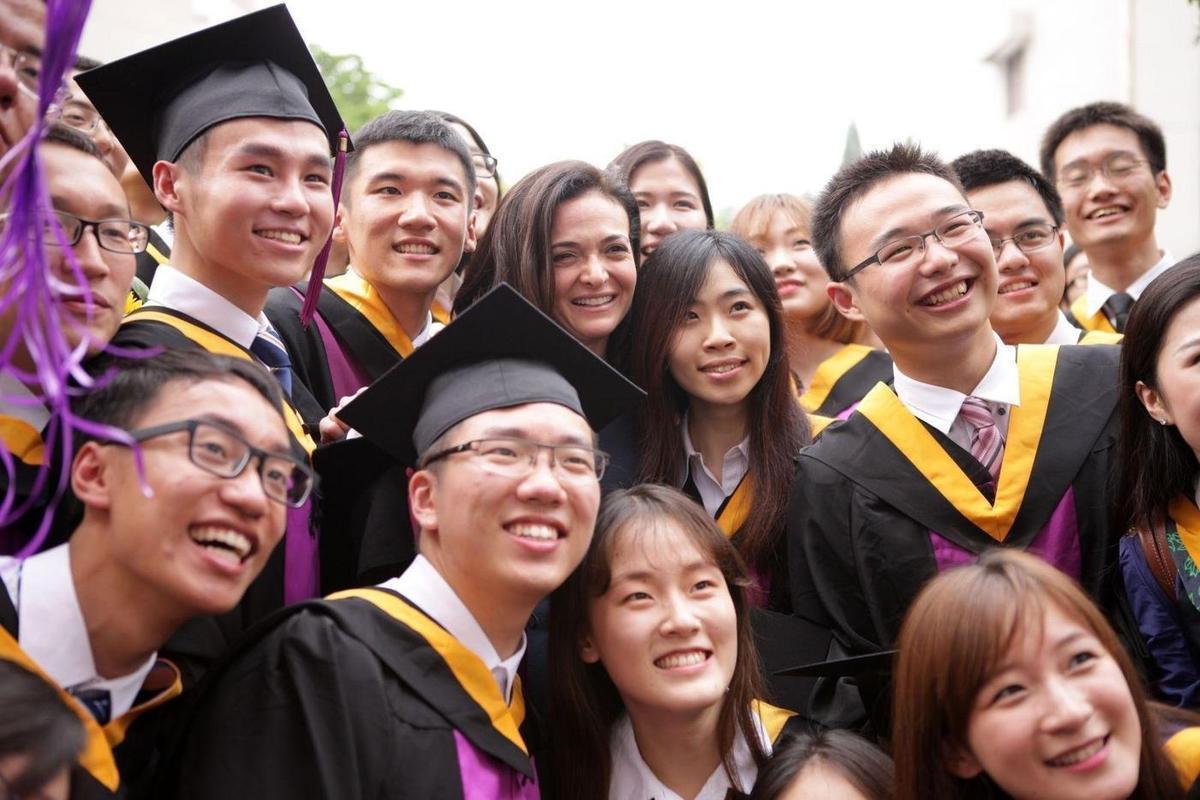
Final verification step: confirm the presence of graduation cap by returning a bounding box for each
[776,643,897,737]
[312,284,645,587]
[74,4,346,190]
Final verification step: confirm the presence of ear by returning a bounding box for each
[1056,229,1066,250]
[71,442,114,511]
[1155,169,1172,209]
[1135,379,1173,426]
[579,632,601,664]
[463,208,478,255]
[408,468,439,535]
[152,160,185,216]
[945,746,984,779]
[827,280,867,323]
[332,202,350,245]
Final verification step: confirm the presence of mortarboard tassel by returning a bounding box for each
[299,127,350,327]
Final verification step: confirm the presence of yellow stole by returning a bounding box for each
[431,300,452,326]
[807,412,836,437]
[797,343,876,413]
[1069,295,1117,333]
[1169,497,1200,573]
[1079,330,1123,345]
[0,415,45,466]
[325,273,416,357]
[856,345,1057,542]
[1165,726,1200,789]
[120,309,314,454]
[753,699,796,744]
[0,626,181,792]
[716,477,753,539]
[327,587,528,754]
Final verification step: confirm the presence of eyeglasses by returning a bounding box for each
[989,223,1059,257]
[421,437,608,484]
[1,210,151,254]
[115,419,315,507]
[0,41,41,98]
[844,210,986,279]
[58,101,108,134]
[472,153,498,179]
[1057,153,1147,190]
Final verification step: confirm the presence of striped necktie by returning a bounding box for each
[959,396,1003,481]
[250,323,294,398]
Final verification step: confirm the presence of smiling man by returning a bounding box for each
[173,286,642,799]
[0,350,303,798]
[787,144,1127,730]
[265,109,476,416]
[952,148,1119,346]
[1040,102,1173,334]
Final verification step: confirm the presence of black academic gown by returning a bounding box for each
[787,343,1126,730]
[171,587,541,800]
[109,308,322,684]
[796,344,893,418]
[0,583,182,800]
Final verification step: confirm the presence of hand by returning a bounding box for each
[318,388,366,444]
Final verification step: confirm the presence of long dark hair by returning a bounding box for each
[1114,254,1200,533]
[627,229,809,572]
[0,661,86,795]
[548,484,769,800]
[607,140,715,228]
[749,729,894,800]
[452,160,639,320]
[892,549,1185,800]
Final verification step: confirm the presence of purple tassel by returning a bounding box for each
[0,0,127,557]
[299,127,350,327]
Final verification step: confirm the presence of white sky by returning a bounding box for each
[283,0,1013,218]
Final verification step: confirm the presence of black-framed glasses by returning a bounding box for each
[0,210,151,254]
[844,209,986,279]
[1057,153,1147,190]
[990,223,1059,257]
[471,153,498,179]
[0,41,41,98]
[115,419,314,507]
[421,437,608,484]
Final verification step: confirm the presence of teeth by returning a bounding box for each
[1090,207,1124,219]
[189,526,251,561]
[1000,281,1035,294]
[922,280,968,307]
[655,650,708,669]
[396,243,436,254]
[1047,738,1106,767]
[572,295,614,307]
[257,230,302,244]
[703,362,741,374]
[508,523,558,541]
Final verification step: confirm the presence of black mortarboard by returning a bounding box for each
[776,642,897,737]
[75,4,346,189]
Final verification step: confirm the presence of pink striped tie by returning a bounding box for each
[959,396,1003,481]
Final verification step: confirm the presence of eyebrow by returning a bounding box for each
[551,234,628,249]
[987,216,1052,233]
[1175,335,1200,355]
[1059,150,1140,170]
[367,171,465,192]
[633,190,700,200]
[611,560,716,585]
[475,425,592,447]
[194,413,289,453]
[869,204,967,251]
[234,142,330,172]
[50,196,130,220]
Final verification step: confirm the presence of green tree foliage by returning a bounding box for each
[311,45,403,132]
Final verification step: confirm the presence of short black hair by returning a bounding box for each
[1039,101,1167,179]
[43,122,100,158]
[0,661,85,795]
[73,54,103,72]
[79,350,285,434]
[345,109,476,197]
[810,142,963,281]
[952,148,1064,226]
[749,729,894,800]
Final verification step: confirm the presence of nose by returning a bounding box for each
[659,592,702,636]
[0,49,19,110]
[769,249,796,275]
[1040,677,1094,733]
[67,223,114,282]
[995,239,1030,273]
[218,461,271,517]
[702,315,736,350]
[270,174,310,217]
[1085,168,1118,198]
[578,253,609,286]
[643,203,675,235]
[399,192,436,231]
[918,235,959,276]
[514,448,568,504]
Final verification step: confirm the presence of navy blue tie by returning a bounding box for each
[69,686,112,724]
[250,323,294,398]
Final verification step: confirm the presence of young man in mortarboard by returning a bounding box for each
[0,349,307,798]
[171,285,642,799]
[1039,102,1173,335]
[952,148,1121,347]
[76,7,348,648]
[1,125,140,553]
[265,109,477,417]
[787,144,1127,729]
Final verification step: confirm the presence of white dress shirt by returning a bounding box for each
[607,711,770,800]
[1082,250,1175,319]
[0,545,155,721]
[381,555,525,703]
[411,312,443,348]
[892,334,1021,453]
[1045,310,1086,345]
[146,265,265,349]
[678,413,750,518]
[0,372,50,431]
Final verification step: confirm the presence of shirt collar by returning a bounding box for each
[411,313,443,349]
[892,333,1021,436]
[2,545,155,720]
[679,412,750,479]
[1083,250,1175,318]
[384,555,526,703]
[146,265,264,349]
[0,372,50,432]
[1045,310,1085,346]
